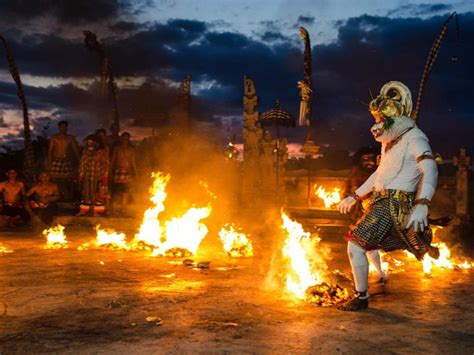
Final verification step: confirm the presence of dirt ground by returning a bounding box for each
[1,223,474,354]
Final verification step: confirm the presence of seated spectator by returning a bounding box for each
[0,169,29,227]
[26,172,59,226]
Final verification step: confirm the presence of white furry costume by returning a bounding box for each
[339,81,438,300]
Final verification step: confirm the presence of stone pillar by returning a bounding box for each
[453,148,471,218]
[242,76,263,205]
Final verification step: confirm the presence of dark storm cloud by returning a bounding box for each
[297,15,315,25]
[260,31,290,42]
[109,21,145,33]
[0,0,141,25]
[310,12,474,154]
[1,11,473,155]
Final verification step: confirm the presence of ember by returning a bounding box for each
[43,225,68,249]
[218,224,253,257]
[314,185,341,208]
[131,172,170,249]
[306,283,349,307]
[281,211,349,305]
[151,206,211,257]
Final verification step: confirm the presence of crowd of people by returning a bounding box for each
[0,121,137,228]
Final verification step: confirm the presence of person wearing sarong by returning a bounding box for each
[111,132,136,215]
[26,172,59,226]
[0,169,29,226]
[338,81,439,311]
[79,135,110,216]
[48,121,80,200]
[345,147,387,284]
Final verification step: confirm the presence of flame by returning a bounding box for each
[43,225,68,249]
[368,251,390,275]
[422,242,474,274]
[151,206,211,257]
[218,224,253,257]
[403,227,473,274]
[131,172,170,249]
[280,212,349,305]
[281,212,325,298]
[78,225,129,250]
[314,185,341,208]
[0,243,13,254]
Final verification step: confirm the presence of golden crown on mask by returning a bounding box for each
[369,81,413,121]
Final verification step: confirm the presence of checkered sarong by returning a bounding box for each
[113,168,132,184]
[345,190,432,259]
[50,157,73,179]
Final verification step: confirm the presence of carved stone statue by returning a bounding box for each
[179,75,192,97]
[174,75,192,128]
[244,76,259,115]
[298,80,312,126]
[242,75,263,204]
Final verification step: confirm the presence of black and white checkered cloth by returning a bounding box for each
[345,190,432,259]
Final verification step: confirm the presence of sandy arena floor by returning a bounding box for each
[1,224,473,354]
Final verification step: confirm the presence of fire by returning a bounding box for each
[131,172,170,249]
[43,225,68,249]
[281,211,349,305]
[403,227,473,274]
[368,251,390,275]
[151,206,211,257]
[78,225,129,251]
[0,243,13,254]
[199,181,217,200]
[314,185,341,208]
[218,224,253,257]
[422,242,473,274]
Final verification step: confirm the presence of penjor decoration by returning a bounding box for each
[298,27,312,127]
[0,35,36,182]
[83,30,120,130]
[298,27,319,155]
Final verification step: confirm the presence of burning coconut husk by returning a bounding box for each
[281,211,349,306]
[151,206,211,257]
[43,225,68,249]
[78,225,129,251]
[218,224,253,257]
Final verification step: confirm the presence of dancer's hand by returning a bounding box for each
[339,196,357,214]
[406,204,429,232]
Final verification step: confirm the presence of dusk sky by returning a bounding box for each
[0,0,473,156]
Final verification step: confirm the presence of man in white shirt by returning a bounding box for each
[337,81,439,311]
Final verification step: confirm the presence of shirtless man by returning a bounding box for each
[111,132,137,214]
[26,172,59,226]
[48,120,80,200]
[0,169,29,226]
